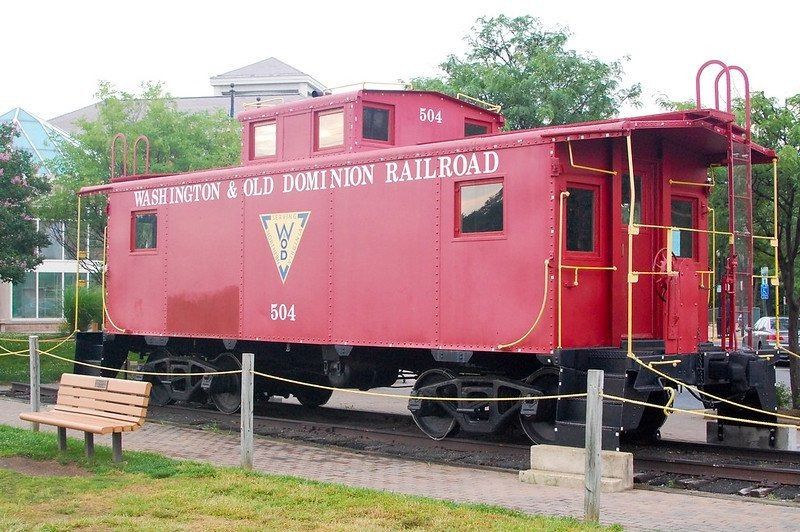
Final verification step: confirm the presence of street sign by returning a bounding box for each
[760,283,770,300]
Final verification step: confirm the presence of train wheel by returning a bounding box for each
[410,368,458,440]
[209,352,241,414]
[145,348,174,407]
[294,374,333,408]
[519,367,560,444]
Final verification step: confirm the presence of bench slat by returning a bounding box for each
[58,385,150,408]
[19,411,137,434]
[60,373,151,397]
[58,394,148,418]
[53,405,143,425]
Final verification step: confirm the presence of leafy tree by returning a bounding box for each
[412,15,641,130]
[746,92,800,407]
[37,82,241,276]
[0,122,50,283]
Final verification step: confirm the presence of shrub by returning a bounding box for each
[63,285,103,332]
[776,382,792,410]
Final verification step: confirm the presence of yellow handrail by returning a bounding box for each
[455,93,502,113]
[101,226,125,332]
[562,265,616,286]
[567,141,617,176]
[497,259,551,350]
[774,159,780,341]
[635,223,732,237]
[625,134,636,356]
[709,206,716,338]
[557,191,569,348]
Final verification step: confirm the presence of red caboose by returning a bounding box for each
[78,65,777,449]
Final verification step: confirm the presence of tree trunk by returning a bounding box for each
[787,292,800,410]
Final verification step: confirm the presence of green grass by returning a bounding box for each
[0,334,75,384]
[0,425,616,531]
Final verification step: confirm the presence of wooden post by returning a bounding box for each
[240,353,254,470]
[28,335,40,432]
[584,369,604,522]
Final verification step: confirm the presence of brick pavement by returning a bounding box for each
[1,396,795,531]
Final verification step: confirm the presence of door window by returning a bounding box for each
[566,186,596,252]
[671,198,695,258]
[621,176,641,225]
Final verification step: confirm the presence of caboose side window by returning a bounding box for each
[252,122,277,158]
[132,212,157,250]
[457,181,503,234]
[671,198,695,258]
[566,187,595,252]
[363,105,392,142]
[465,120,489,137]
[316,108,344,150]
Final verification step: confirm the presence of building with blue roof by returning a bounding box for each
[0,108,86,332]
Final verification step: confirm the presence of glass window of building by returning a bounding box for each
[40,221,64,260]
[11,272,36,318]
[11,272,89,319]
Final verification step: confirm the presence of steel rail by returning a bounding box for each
[634,456,800,486]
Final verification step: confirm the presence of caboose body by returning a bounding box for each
[78,69,777,449]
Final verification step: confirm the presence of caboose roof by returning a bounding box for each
[236,89,505,124]
[517,107,775,164]
[80,102,774,195]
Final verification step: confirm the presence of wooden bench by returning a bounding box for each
[19,374,151,462]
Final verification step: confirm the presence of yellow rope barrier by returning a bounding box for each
[0,334,79,343]
[777,345,800,360]
[0,351,28,357]
[252,369,587,403]
[604,393,798,430]
[36,332,76,355]
[498,259,550,350]
[38,350,241,377]
[72,194,81,335]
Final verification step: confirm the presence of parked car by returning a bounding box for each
[747,316,793,363]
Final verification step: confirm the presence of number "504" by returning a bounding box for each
[419,107,442,124]
[270,303,296,321]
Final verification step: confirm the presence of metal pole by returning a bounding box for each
[229,83,235,118]
[584,369,604,522]
[28,335,40,432]
[240,352,254,470]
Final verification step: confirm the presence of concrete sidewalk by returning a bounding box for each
[1,396,795,531]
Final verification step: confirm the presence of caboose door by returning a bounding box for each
[614,162,659,341]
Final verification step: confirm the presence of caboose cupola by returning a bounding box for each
[237,89,505,165]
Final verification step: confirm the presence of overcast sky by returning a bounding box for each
[3,0,798,121]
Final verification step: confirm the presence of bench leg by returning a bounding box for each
[57,427,67,452]
[84,433,95,459]
[112,432,122,463]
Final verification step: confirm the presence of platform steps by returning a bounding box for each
[553,348,661,451]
